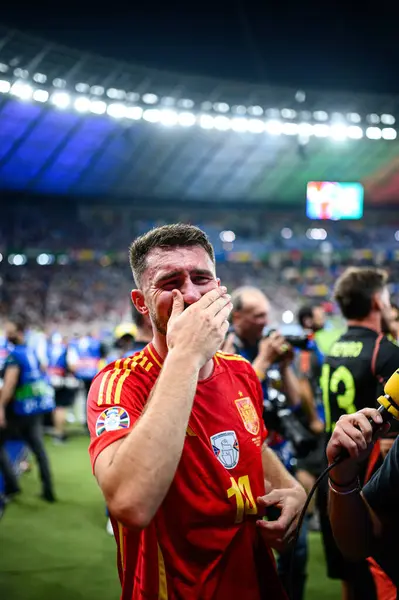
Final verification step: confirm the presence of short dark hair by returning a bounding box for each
[297,305,314,328]
[334,267,388,320]
[129,223,215,287]
[8,314,28,333]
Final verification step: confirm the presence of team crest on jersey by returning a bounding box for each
[235,396,259,435]
[210,430,239,470]
[96,407,130,437]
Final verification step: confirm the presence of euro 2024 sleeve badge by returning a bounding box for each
[211,430,240,469]
[96,406,130,437]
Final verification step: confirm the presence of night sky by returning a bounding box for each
[1,0,398,95]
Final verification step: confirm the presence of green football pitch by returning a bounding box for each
[0,436,340,600]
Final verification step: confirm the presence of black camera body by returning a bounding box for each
[265,369,317,458]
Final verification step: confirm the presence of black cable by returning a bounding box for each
[288,458,342,600]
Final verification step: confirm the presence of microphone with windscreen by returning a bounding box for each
[334,368,399,465]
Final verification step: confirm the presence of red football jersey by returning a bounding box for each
[88,344,287,600]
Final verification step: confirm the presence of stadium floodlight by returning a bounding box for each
[231,117,249,132]
[281,108,296,119]
[51,92,71,109]
[367,113,380,124]
[382,128,397,140]
[313,124,330,137]
[214,102,229,113]
[395,231,399,241]
[347,112,361,123]
[281,227,293,239]
[265,120,283,135]
[142,108,161,123]
[0,252,3,263]
[10,81,33,100]
[107,103,127,119]
[381,114,395,125]
[220,230,236,242]
[232,105,247,115]
[90,100,107,115]
[106,88,125,100]
[248,105,264,116]
[313,111,329,121]
[298,122,313,137]
[0,63,8,73]
[33,73,47,84]
[91,85,105,96]
[213,115,230,131]
[177,98,195,109]
[74,96,91,112]
[160,96,176,107]
[142,93,158,105]
[199,114,215,129]
[125,106,143,120]
[282,122,299,135]
[159,109,179,126]
[347,126,363,139]
[76,82,90,93]
[282,310,294,324]
[0,79,11,93]
[248,119,265,133]
[177,112,196,127]
[366,126,382,140]
[330,124,348,141]
[33,89,49,103]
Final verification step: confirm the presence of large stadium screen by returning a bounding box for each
[306,181,364,220]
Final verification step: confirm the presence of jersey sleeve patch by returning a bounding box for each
[96,406,130,437]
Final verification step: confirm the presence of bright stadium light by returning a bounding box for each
[213,116,230,131]
[282,123,298,135]
[177,112,196,127]
[51,92,71,109]
[0,252,3,263]
[107,103,126,119]
[282,310,294,324]
[247,119,265,133]
[143,108,161,123]
[159,109,178,126]
[125,106,143,120]
[395,231,399,241]
[347,126,363,139]
[90,100,107,115]
[231,118,249,132]
[265,120,283,135]
[74,97,91,112]
[0,79,11,93]
[313,124,330,137]
[0,67,397,141]
[382,128,397,140]
[220,230,236,243]
[199,114,214,130]
[33,89,49,103]
[10,81,33,100]
[366,127,382,140]
[281,227,293,239]
[37,253,51,266]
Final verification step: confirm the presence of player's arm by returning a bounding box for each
[327,408,387,560]
[93,287,231,530]
[256,442,306,548]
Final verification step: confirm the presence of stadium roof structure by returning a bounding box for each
[0,26,399,205]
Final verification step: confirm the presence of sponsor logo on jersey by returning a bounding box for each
[96,406,130,437]
[210,430,239,469]
[235,396,260,435]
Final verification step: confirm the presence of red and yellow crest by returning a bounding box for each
[235,396,259,435]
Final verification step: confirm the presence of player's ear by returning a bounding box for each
[131,290,149,316]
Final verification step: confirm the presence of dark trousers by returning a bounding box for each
[1,413,54,496]
[0,436,19,494]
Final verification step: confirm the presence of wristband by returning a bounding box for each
[328,479,361,496]
[328,473,359,488]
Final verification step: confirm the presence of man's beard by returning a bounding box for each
[149,302,191,336]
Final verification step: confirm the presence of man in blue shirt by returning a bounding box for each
[0,316,55,502]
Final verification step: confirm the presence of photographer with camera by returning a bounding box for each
[223,286,309,600]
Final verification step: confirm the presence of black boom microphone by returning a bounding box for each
[289,369,399,599]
